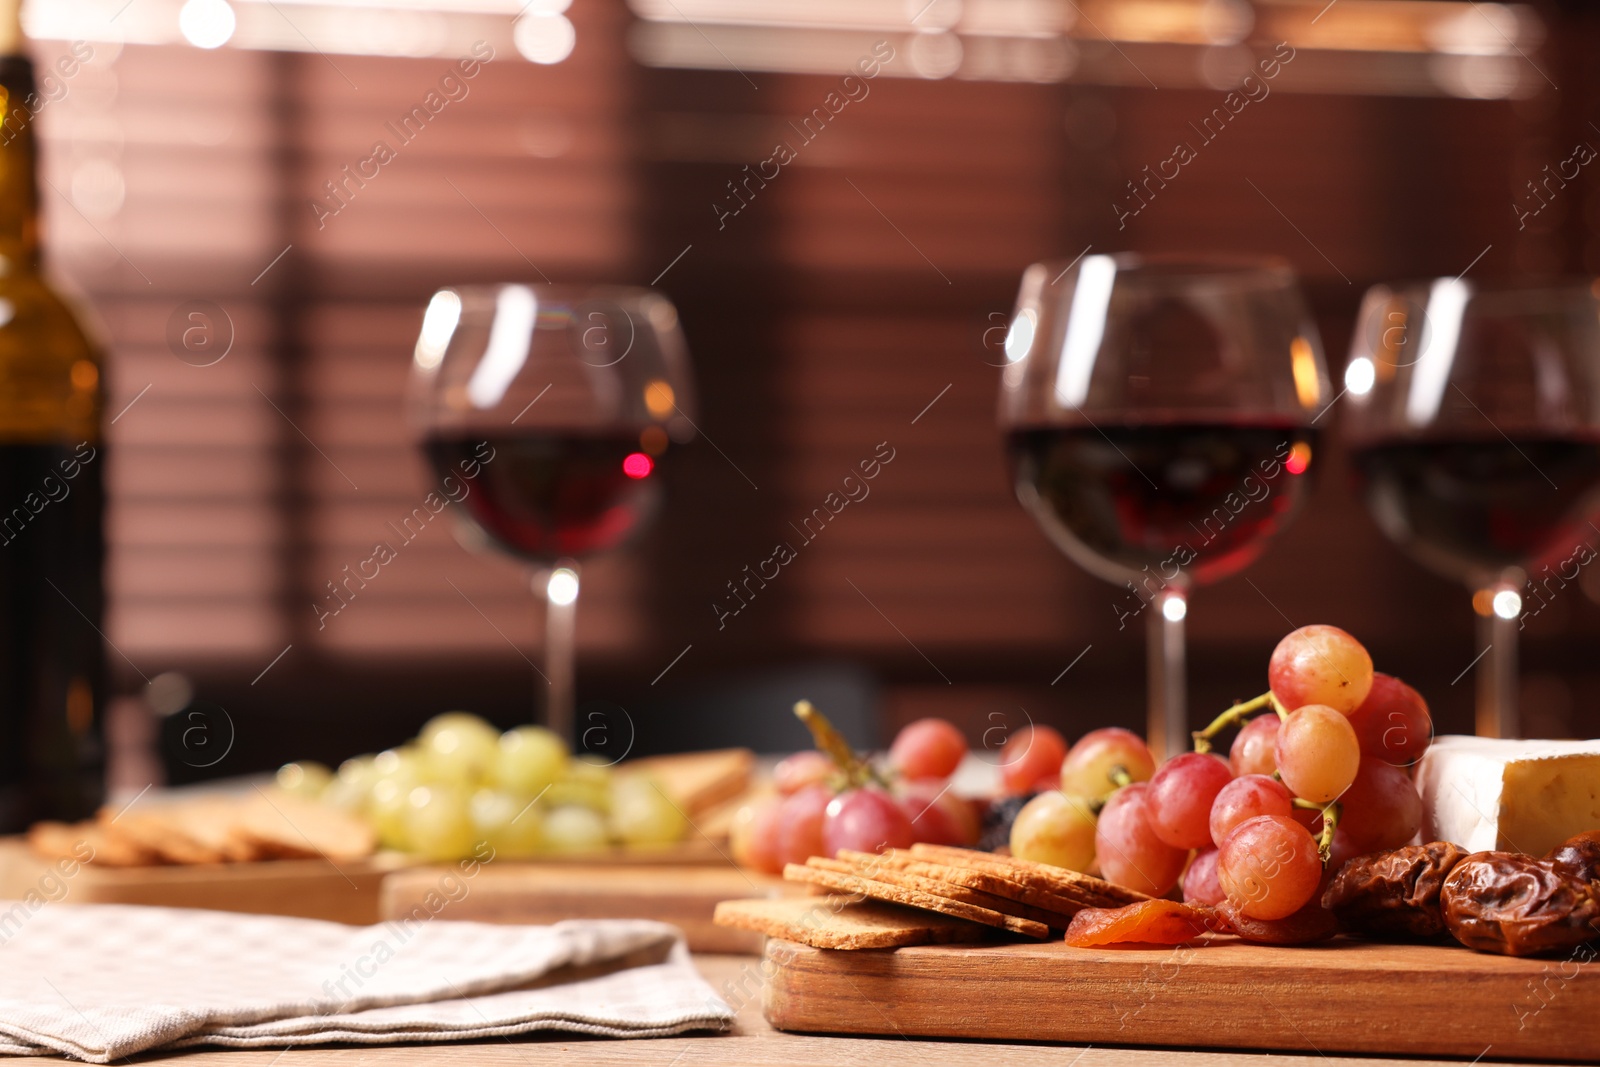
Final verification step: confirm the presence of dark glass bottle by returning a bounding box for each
[0,8,106,832]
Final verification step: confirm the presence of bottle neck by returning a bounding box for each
[0,54,40,273]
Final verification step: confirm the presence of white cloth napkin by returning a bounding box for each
[0,903,732,1062]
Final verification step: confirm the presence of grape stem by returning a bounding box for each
[1108,765,1134,790]
[1291,797,1343,864]
[1268,692,1290,721]
[1191,692,1274,754]
[793,700,881,789]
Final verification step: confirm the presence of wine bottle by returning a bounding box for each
[0,2,106,833]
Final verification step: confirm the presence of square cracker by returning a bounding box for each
[783,862,1050,939]
[910,843,1150,907]
[825,852,1078,929]
[870,849,1106,913]
[713,895,993,950]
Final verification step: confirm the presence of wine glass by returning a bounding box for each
[408,284,696,741]
[998,254,1329,761]
[1344,279,1600,739]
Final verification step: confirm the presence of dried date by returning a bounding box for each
[1321,841,1466,939]
[1441,851,1600,957]
[1545,830,1600,882]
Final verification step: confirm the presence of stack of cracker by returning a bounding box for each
[715,844,1148,950]
[26,789,376,867]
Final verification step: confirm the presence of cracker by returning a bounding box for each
[783,862,1050,939]
[909,843,1150,907]
[827,851,1078,929]
[713,895,993,950]
[872,849,1104,914]
[160,800,265,863]
[100,808,225,865]
[27,821,158,868]
[236,790,376,861]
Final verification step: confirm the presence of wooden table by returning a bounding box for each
[5,954,1574,1066]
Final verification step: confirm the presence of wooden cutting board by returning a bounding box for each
[380,862,795,953]
[763,936,1598,1061]
[0,839,408,924]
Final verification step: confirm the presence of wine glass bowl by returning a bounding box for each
[998,253,1329,758]
[1344,278,1600,737]
[409,284,696,739]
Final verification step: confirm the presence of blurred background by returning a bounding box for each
[29,0,1600,781]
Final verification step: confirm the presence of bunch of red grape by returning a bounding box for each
[1010,625,1433,926]
[732,706,981,874]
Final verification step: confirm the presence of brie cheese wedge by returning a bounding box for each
[1416,735,1600,857]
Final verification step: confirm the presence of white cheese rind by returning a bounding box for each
[1416,735,1600,856]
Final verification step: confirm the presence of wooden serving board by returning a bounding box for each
[0,839,408,925]
[763,936,1598,1061]
[381,862,795,953]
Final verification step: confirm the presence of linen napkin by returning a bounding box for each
[0,903,732,1062]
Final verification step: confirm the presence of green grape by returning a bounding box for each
[320,755,378,812]
[336,754,378,789]
[403,784,478,860]
[568,755,614,786]
[493,726,568,796]
[609,777,688,847]
[542,806,611,854]
[420,711,498,744]
[369,778,411,850]
[546,758,614,813]
[544,780,610,813]
[275,761,331,798]
[470,788,543,858]
[419,716,499,786]
[320,776,369,813]
[372,747,423,790]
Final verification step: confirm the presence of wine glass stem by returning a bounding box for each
[1146,588,1188,763]
[540,562,579,744]
[1475,582,1519,738]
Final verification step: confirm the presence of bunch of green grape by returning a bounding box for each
[274,712,686,860]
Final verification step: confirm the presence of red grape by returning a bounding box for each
[1326,826,1366,874]
[1228,714,1280,777]
[1268,625,1374,714]
[1217,814,1322,920]
[1337,758,1422,852]
[898,782,979,847]
[1147,752,1234,849]
[999,725,1068,795]
[1183,847,1225,906]
[823,787,914,856]
[889,718,968,780]
[1209,773,1293,847]
[1060,727,1156,799]
[730,797,784,874]
[775,784,833,866]
[1346,673,1432,766]
[1275,704,1360,804]
[773,751,834,796]
[1220,898,1339,944]
[1094,783,1187,897]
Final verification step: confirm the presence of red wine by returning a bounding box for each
[1351,436,1600,585]
[425,433,663,562]
[0,443,105,832]
[1006,422,1316,586]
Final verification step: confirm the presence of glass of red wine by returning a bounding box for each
[409,284,696,742]
[998,254,1328,761]
[1345,280,1600,739]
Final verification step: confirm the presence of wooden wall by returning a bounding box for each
[40,1,1600,775]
